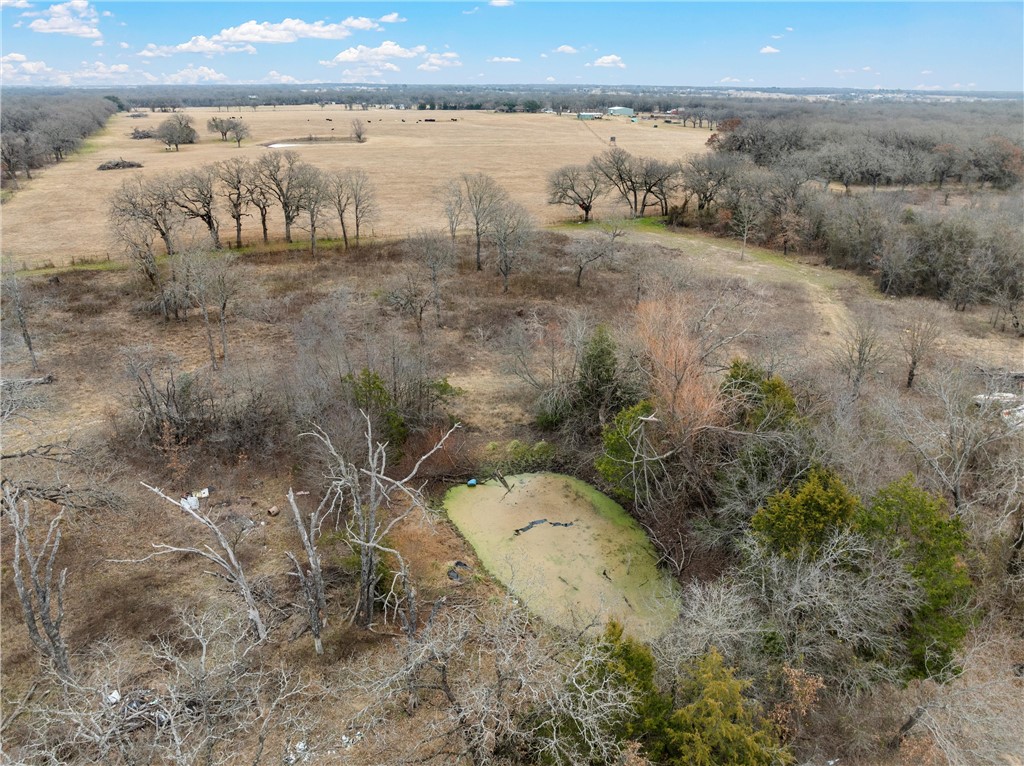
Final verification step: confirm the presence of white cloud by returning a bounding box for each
[0,0,33,7]
[91,38,102,46]
[914,84,943,91]
[539,53,547,58]
[119,41,129,49]
[141,15,388,58]
[378,12,406,23]
[861,66,872,71]
[554,44,577,54]
[592,54,625,68]
[785,26,794,31]
[340,63,399,81]
[264,69,299,83]
[139,36,256,57]
[320,40,425,66]
[216,17,374,44]
[487,56,520,63]
[489,0,514,6]
[28,0,101,38]
[771,34,783,39]
[463,6,479,14]
[759,46,780,54]
[719,76,741,83]
[1,52,53,82]
[920,69,933,75]
[418,51,462,71]
[545,76,555,82]
[834,68,855,75]
[164,64,227,84]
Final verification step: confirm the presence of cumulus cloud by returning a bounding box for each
[418,51,462,71]
[759,45,780,54]
[28,0,101,38]
[140,14,392,57]
[164,64,227,84]
[320,40,425,66]
[592,54,625,68]
[1,52,52,81]
[554,44,577,54]
[264,70,299,83]
[719,76,741,83]
[487,56,520,63]
[0,0,33,7]
[920,69,933,75]
[862,66,872,71]
[378,12,406,23]
[340,63,399,81]
[771,34,783,39]
[91,38,102,46]
[118,41,129,49]
[545,75,555,82]
[785,26,794,31]
[139,36,256,57]
[489,0,514,6]
[215,17,375,44]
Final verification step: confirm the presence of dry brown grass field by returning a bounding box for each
[1,106,710,269]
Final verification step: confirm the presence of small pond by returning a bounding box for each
[444,473,679,639]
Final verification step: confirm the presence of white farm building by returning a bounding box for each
[607,106,635,117]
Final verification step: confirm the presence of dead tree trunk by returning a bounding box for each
[4,484,72,679]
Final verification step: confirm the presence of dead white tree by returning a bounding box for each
[3,483,72,679]
[128,483,269,642]
[304,414,460,628]
[285,488,328,655]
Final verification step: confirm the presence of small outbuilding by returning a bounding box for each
[577,112,603,121]
[607,106,635,117]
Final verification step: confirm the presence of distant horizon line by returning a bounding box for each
[4,82,1023,97]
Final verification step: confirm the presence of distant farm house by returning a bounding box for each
[576,112,604,121]
[607,106,635,117]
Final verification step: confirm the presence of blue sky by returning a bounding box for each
[2,1,1021,91]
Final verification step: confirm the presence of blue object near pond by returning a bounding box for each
[467,478,478,487]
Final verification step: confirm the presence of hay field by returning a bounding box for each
[1,106,710,269]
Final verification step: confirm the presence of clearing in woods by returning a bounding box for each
[1,107,711,269]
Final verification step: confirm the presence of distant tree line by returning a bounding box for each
[0,93,118,188]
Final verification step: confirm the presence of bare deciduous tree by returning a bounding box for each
[215,158,251,249]
[172,165,221,249]
[126,483,269,642]
[548,163,606,222]
[438,177,465,247]
[885,367,1013,512]
[347,168,377,247]
[350,118,367,143]
[254,150,304,244]
[454,172,508,271]
[3,483,72,679]
[285,488,328,655]
[590,147,642,218]
[352,596,635,766]
[294,163,329,258]
[567,224,624,288]
[897,302,944,389]
[305,415,459,627]
[406,231,454,327]
[830,317,887,402]
[1,266,39,372]
[489,200,534,294]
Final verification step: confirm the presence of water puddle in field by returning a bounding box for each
[444,472,679,638]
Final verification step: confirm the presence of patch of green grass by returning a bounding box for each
[16,258,128,278]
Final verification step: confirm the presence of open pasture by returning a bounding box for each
[1,106,710,268]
